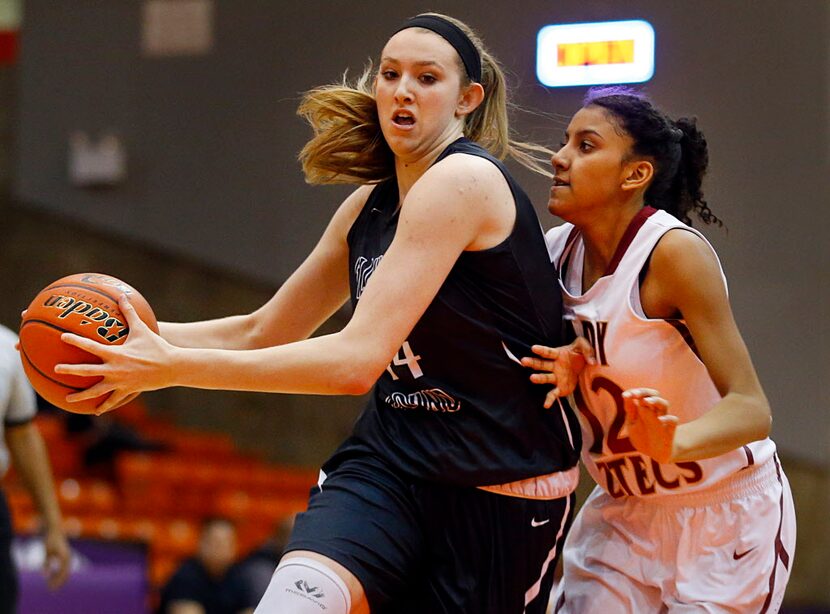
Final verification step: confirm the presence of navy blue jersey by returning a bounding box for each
[335,138,580,486]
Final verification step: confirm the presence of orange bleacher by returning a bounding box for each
[5,400,313,592]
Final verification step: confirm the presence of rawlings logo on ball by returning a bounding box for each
[78,274,136,295]
[42,294,129,343]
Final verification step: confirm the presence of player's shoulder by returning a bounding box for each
[431,149,502,174]
[409,153,508,223]
[652,225,718,266]
[406,155,510,236]
[423,151,505,194]
[650,225,724,299]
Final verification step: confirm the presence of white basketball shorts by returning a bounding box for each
[552,455,795,613]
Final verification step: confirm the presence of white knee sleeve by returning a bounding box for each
[254,556,353,614]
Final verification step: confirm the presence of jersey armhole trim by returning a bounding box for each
[627,225,722,321]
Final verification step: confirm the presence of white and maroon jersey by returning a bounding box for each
[545,207,776,498]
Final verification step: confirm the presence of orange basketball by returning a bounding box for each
[18,273,159,414]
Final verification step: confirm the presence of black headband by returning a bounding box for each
[395,15,482,83]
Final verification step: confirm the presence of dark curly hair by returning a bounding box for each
[583,86,722,227]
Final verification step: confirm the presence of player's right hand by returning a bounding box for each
[521,337,595,407]
[56,294,175,414]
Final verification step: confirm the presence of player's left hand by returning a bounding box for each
[521,337,595,408]
[54,294,175,414]
[622,388,679,463]
[43,526,71,590]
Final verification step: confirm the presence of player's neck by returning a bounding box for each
[579,202,645,288]
[394,131,463,205]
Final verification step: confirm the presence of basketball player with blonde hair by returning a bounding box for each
[57,13,582,613]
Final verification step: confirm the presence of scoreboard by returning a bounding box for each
[537,20,655,88]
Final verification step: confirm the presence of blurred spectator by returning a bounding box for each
[34,395,167,480]
[64,412,167,470]
[1,324,70,613]
[157,517,247,614]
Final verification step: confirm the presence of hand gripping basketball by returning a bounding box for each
[19,273,159,414]
[55,294,173,415]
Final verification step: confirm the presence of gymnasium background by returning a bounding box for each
[0,0,827,610]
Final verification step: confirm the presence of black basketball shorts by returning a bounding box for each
[285,452,575,614]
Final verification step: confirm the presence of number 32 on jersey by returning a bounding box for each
[575,375,704,497]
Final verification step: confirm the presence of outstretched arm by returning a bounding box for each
[56,155,514,412]
[157,185,372,351]
[625,229,771,462]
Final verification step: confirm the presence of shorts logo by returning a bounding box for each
[531,517,550,527]
[294,579,325,599]
[733,547,756,560]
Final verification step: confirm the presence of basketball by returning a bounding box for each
[18,273,159,414]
